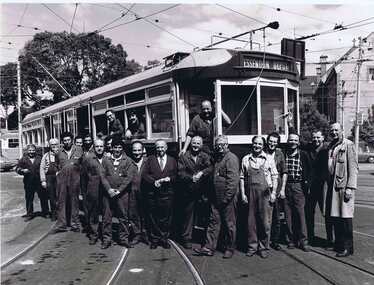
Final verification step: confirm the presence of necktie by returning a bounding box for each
[160,157,165,170]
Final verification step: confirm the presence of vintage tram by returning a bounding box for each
[21,48,300,157]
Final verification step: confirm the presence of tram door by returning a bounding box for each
[214,80,258,139]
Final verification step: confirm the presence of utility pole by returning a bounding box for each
[17,60,22,159]
[354,37,363,158]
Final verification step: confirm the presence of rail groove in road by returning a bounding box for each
[105,248,129,285]
[169,239,206,285]
[0,222,56,269]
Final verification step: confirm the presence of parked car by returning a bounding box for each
[358,145,374,163]
[0,154,18,172]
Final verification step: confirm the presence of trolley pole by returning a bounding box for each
[354,37,363,158]
[17,60,23,159]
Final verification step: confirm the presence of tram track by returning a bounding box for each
[0,222,56,270]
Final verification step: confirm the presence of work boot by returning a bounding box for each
[101,241,111,249]
[258,250,269,259]
[194,247,214,256]
[223,250,234,259]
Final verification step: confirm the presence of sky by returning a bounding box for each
[1,2,374,76]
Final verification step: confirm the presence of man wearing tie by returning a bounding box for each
[142,140,177,249]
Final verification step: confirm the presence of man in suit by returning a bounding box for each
[177,136,212,249]
[100,138,136,249]
[194,135,239,259]
[128,140,148,245]
[142,139,177,249]
[17,144,49,221]
[81,139,106,245]
[326,123,358,257]
[52,131,83,233]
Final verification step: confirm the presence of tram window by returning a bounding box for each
[8,139,19,148]
[93,101,107,111]
[94,114,108,137]
[125,107,146,139]
[148,102,173,137]
[288,88,298,131]
[114,110,125,130]
[77,106,89,137]
[108,95,124,108]
[261,86,285,134]
[148,84,171,98]
[221,85,258,135]
[126,90,145,104]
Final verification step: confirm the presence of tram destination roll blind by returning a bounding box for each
[241,56,292,72]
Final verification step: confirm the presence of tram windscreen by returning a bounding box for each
[221,85,257,135]
[288,88,298,132]
[261,86,285,134]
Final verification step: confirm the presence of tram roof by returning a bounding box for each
[23,48,296,123]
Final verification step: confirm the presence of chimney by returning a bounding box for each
[320,55,328,75]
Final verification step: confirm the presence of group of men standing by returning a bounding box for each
[16,99,358,259]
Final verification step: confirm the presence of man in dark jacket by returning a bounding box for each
[52,132,83,233]
[128,140,148,245]
[142,139,177,249]
[81,139,105,245]
[106,109,124,141]
[178,136,212,249]
[194,135,239,259]
[100,138,136,249]
[16,144,48,221]
[283,133,311,251]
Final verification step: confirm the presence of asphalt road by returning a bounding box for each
[0,163,373,285]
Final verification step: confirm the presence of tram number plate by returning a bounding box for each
[242,57,290,72]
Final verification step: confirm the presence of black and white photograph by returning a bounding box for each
[1,1,374,284]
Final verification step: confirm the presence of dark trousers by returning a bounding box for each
[333,217,353,253]
[128,190,146,238]
[25,183,49,216]
[205,199,236,252]
[85,187,101,239]
[305,180,325,241]
[284,182,308,245]
[270,198,281,244]
[56,174,80,229]
[180,194,199,242]
[102,192,130,243]
[46,175,57,218]
[147,195,173,244]
[247,186,271,253]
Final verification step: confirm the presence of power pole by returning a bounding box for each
[17,60,22,159]
[354,37,363,158]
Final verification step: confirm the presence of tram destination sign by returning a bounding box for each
[240,55,293,72]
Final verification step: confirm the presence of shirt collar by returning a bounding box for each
[249,151,267,160]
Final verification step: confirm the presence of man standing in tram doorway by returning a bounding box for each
[180,100,231,155]
[194,135,239,259]
[52,132,83,233]
[40,138,60,221]
[16,144,49,221]
[142,139,177,249]
[100,138,136,249]
[326,123,358,257]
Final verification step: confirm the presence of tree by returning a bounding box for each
[0,63,17,129]
[350,104,374,147]
[19,31,142,104]
[299,102,330,145]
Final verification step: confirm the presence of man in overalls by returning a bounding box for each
[81,139,106,245]
[100,138,136,249]
[40,138,60,221]
[53,131,83,233]
[240,136,278,258]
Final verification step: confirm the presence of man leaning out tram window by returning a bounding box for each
[180,100,231,155]
[240,136,278,259]
[40,138,60,222]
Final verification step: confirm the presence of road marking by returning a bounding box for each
[316,222,374,238]
[19,259,35,265]
[129,268,144,273]
[105,248,129,285]
[169,239,205,285]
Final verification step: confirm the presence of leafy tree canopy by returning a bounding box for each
[17,31,142,106]
[351,104,374,148]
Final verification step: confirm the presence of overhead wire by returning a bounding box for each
[70,3,79,33]
[42,3,80,33]
[94,3,136,33]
